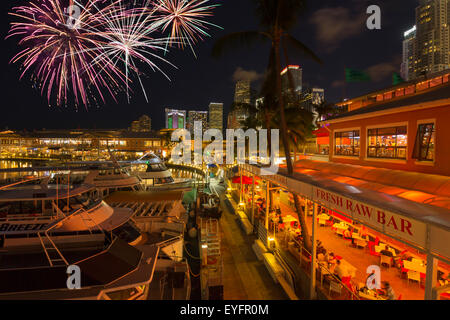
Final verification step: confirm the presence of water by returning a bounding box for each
[0,160,35,180]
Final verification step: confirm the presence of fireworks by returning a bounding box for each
[153,0,222,55]
[6,0,221,107]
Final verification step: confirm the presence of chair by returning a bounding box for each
[319,219,327,227]
[329,280,342,296]
[407,271,420,285]
[380,255,392,268]
[356,239,367,249]
[369,244,380,257]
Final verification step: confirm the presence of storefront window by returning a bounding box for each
[367,126,407,159]
[334,130,360,156]
[412,123,435,161]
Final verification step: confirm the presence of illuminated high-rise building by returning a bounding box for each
[209,103,223,132]
[401,26,417,81]
[234,80,251,104]
[165,109,187,129]
[412,0,450,78]
[130,115,151,132]
[281,65,302,94]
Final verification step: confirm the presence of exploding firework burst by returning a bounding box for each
[153,0,222,55]
[6,0,221,107]
[79,0,177,102]
[7,0,128,107]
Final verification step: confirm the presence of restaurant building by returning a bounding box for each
[228,70,450,300]
[0,129,163,161]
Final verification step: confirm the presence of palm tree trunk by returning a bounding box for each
[276,28,311,251]
[265,111,272,156]
[274,35,293,175]
[293,193,312,251]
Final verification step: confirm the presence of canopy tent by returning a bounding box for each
[231,175,259,185]
[312,126,330,138]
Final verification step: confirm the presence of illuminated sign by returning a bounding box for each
[313,187,427,247]
[404,25,416,38]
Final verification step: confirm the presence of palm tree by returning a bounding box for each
[213,0,321,251]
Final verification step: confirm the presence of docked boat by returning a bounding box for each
[129,153,193,190]
[0,177,191,300]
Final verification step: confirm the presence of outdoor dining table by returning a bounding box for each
[358,290,387,300]
[340,259,357,278]
[283,215,298,224]
[318,213,330,220]
[403,260,427,274]
[351,234,367,241]
[333,223,349,231]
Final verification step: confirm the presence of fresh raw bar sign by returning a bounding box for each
[313,187,427,248]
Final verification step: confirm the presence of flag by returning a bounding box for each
[345,68,371,82]
[392,72,405,85]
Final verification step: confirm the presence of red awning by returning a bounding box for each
[231,176,258,185]
[312,126,330,138]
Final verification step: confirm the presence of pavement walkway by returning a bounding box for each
[210,178,287,300]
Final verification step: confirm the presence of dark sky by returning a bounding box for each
[0,0,418,131]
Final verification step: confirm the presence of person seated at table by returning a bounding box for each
[317,250,326,263]
[333,260,346,281]
[327,252,337,268]
[380,281,396,300]
[358,226,368,239]
[343,228,352,239]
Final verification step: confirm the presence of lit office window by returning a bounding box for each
[413,123,435,162]
[367,126,407,159]
[334,130,360,156]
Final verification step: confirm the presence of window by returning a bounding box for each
[334,130,360,156]
[413,123,435,161]
[367,126,407,159]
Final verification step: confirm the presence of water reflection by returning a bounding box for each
[0,160,34,180]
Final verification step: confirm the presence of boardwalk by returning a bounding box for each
[211,179,287,300]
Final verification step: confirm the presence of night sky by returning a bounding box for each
[0,0,418,131]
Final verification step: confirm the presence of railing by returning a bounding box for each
[288,236,360,300]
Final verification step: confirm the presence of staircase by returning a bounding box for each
[199,218,223,299]
[201,218,221,258]
[37,232,69,267]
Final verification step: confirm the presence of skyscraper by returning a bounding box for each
[281,65,302,94]
[412,0,450,78]
[401,26,417,81]
[165,109,187,129]
[138,115,151,132]
[228,80,252,129]
[311,88,325,105]
[188,111,208,134]
[130,115,151,132]
[301,87,325,113]
[209,103,223,132]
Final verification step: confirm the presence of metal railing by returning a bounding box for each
[287,236,360,300]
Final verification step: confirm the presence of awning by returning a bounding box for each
[231,175,258,185]
[312,126,330,138]
[241,162,450,261]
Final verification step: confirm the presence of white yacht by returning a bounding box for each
[129,153,193,190]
